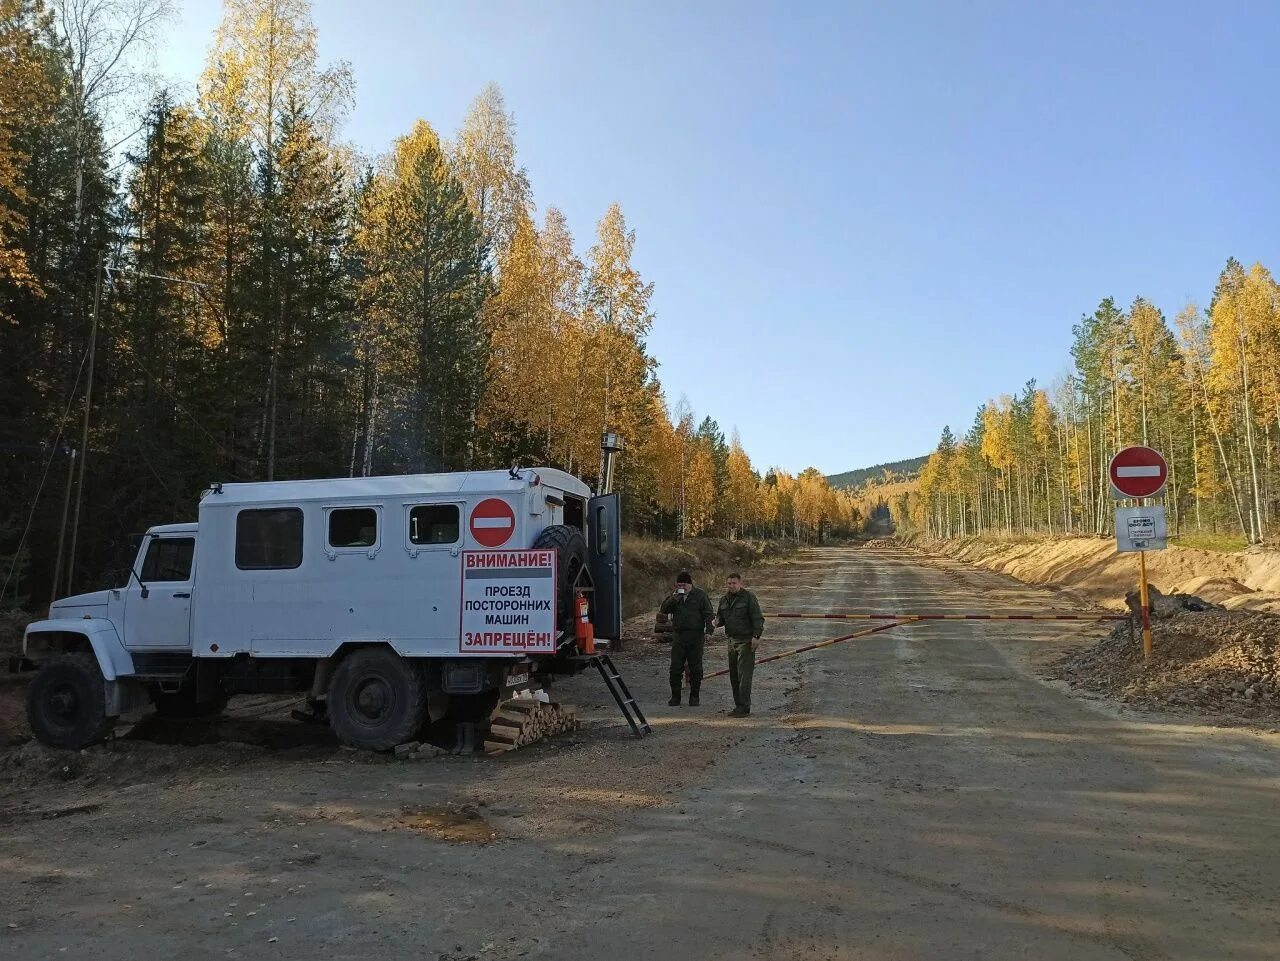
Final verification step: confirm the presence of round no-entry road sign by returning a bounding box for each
[1109,446,1168,499]
[469,497,516,548]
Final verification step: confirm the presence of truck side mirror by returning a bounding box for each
[127,565,149,598]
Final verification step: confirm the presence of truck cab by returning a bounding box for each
[22,468,621,752]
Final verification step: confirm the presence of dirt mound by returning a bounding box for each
[1050,603,1280,724]
[916,535,1280,610]
[1177,575,1254,604]
[0,609,30,652]
[1223,591,1280,615]
[0,736,274,801]
[0,673,30,746]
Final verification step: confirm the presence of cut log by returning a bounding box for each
[483,698,578,756]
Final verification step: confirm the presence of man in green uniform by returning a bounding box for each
[714,572,764,717]
[659,571,713,707]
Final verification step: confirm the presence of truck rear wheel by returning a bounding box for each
[532,524,589,623]
[327,647,427,751]
[26,653,116,749]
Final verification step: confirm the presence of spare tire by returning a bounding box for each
[532,524,590,625]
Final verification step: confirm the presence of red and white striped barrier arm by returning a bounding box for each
[771,612,1127,622]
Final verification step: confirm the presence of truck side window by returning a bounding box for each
[564,495,585,532]
[236,508,304,570]
[409,505,459,545]
[328,507,378,548]
[140,537,195,582]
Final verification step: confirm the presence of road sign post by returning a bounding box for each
[1110,447,1170,660]
[1109,446,1168,500]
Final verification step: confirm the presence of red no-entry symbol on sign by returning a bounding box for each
[1109,446,1168,499]
[469,497,516,548]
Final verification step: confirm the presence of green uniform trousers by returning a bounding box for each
[670,633,705,694]
[727,636,756,710]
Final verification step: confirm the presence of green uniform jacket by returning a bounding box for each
[717,589,764,639]
[660,587,714,635]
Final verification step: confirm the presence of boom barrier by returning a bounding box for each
[704,620,917,679]
[700,609,1128,679]
[771,612,1127,623]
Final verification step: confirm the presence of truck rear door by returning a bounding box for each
[587,493,622,640]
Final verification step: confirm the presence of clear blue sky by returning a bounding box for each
[156,1,1280,476]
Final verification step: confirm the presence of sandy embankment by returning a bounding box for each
[917,535,1280,613]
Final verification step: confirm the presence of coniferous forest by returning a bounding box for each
[899,272,1280,548]
[1,0,864,609]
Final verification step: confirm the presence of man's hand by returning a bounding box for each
[751,638,760,652]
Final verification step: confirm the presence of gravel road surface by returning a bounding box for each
[3,546,1278,960]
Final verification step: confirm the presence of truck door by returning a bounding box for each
[587,493,622,640]
[124,535,196,649]
[407,501,466,649]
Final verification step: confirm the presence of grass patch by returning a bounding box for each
[1169,532,1250,553]
[621,536,797,619]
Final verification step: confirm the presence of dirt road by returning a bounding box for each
[4,546,1279,960]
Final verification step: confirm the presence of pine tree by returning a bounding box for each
[352,120,491,472]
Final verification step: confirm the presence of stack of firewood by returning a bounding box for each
[483,699,579,755]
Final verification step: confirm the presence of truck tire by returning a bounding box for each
[26,653,116,749]
[327,647,427,751]
[532,524,589,623]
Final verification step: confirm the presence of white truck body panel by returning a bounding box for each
[25,468,594,677]
[190,469,589,659]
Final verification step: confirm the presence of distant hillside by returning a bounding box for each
[827,455,928,490]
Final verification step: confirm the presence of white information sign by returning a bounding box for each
[1115,506,1168,553]
[459,549,558,654]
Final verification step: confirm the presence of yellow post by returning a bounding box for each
[1138,548,1153,658]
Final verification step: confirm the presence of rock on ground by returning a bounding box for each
[1049,596,1280,723]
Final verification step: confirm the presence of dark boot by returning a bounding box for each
[688,686,700,707]
[668,688,681,707]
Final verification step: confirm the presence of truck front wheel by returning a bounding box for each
[26,653,116,749]
[327,648,427,751]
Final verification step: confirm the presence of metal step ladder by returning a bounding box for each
[591,653,651,737]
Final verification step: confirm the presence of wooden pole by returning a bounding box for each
[49,446,77,606]
[1138,495,1153,658]
[66,255,103,595]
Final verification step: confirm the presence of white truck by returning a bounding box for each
[21,467,622,751]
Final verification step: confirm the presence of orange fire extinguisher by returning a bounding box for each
[574,592,595,654]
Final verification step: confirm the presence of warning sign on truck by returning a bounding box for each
[459,550,558,654]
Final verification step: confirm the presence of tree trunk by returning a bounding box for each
[1240,343,1265,542]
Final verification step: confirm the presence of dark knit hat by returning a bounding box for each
[676,571,693,584]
